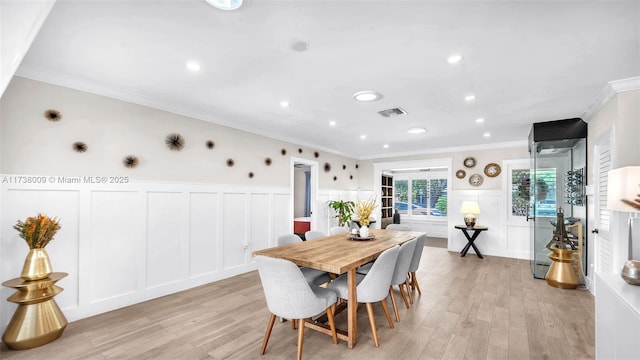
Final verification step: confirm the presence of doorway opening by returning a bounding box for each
[290,157,318,237]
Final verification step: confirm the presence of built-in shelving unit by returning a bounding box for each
[381,174,393,228]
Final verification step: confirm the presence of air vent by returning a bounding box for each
[378,107,407,118]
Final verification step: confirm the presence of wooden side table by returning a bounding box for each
[2,272,68,350]
[454,225,488,259]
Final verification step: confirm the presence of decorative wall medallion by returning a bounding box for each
[72,141,88,153]
[206,140,215,149]
[469,174,483,186]
[165,133,185,151]
[44,109,61,122]
[314,151,319,158]
[281,149,287,156]
[226,159,234,167]
[265,158,272,166]
[455,169,466,179]
[123,155,139,168]
[463,157,476,168]
[324,163,331,172]
[333,176,337,181]
[249,172,254,178]
[484,163,501,177]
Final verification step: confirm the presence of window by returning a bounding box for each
[393,171,448,218]
[511,169,530,216]
[533,169,557,217]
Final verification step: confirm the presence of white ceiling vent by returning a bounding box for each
[378,107,407,118]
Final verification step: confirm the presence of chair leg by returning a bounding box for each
[380,299,395,329]
[399,283,411,309]
[405,277,414,305]
[411,271,422,295]
[326,304,338,345]
[365,303,380,347]
[260,314,277,355]
[297,318,305,360]
[389,287,400,322]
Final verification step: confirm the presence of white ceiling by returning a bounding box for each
[16,0,640,159]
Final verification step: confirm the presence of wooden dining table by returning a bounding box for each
[252,229,424,348]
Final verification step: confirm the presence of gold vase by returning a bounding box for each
[545,247,578,289]
[20,248,53,281]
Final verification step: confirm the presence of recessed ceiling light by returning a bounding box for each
[383,144,389,149]
[186,61,200,72]
[360,134,367,140]
[329,120,336,127]
[353,91,382,102]
[280,101,290,108]
[408,127,427,134]
[465,95,476,102]
[483,132,491,138]
[206,0,243,10]
[448,54,463,64]
[476,118,485,124]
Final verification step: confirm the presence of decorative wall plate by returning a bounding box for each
[463,157,476,168]
[456,169,466,179]
[469,174,483,186]
[484,163,501,177]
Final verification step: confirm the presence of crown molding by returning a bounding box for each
[359,140,529,161]
[582,76,640,122]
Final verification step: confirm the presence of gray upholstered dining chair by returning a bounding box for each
[255,256,338,360]
[277,234,330,286]
[328,245,399,348]
[407,233,427,304]
[388,238,417,322]
[329,226,350,236]
[385,224,412,231]
[304,230,325,241]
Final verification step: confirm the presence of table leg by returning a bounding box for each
[347,268,357,348]
[459,229,484,259]
[470,241,484,259]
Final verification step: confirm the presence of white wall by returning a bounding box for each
[1,77,361,189]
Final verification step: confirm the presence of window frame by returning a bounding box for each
[393,169,448,220]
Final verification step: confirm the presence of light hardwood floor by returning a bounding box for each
[0,246,595,360]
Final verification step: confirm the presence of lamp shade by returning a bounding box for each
[460,201,481,214]
[607,166,640,213]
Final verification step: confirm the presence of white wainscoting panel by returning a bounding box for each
[249,193,270,258]
[1,188,81,323]
[189,192,219,277]
[271,193,290,248]
[0,176,290,332]
[146,192,185,288]
[90,190,139,303]
[222,193,248,270]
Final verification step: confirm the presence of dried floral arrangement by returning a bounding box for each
[13,214,61,249]
[356,197,377,227]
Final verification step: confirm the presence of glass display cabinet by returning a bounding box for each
[528,118,587,281]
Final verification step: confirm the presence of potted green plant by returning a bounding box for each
[327,200,355,227]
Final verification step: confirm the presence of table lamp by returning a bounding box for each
[607,166,640,285]
[460,201,481,228]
